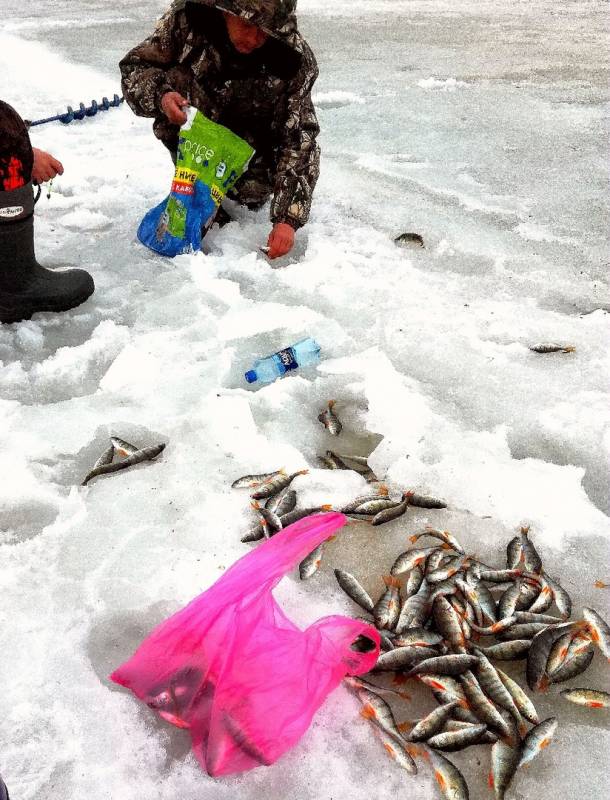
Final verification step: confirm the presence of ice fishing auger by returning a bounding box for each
[25,94,124,128]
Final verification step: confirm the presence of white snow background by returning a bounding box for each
[0,1,609,798]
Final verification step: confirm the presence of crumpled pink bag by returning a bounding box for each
[110,512,380,777]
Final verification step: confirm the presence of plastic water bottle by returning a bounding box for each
[245,337,321,384]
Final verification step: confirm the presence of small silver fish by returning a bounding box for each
[318,400,342,436]
[279,504,333,527]
[392,546,449,576]
[251,500,283,537]
[409,527,464,554]
[265,488,297,517]
[495,667,539,725]
[91,443,115,471]
[406,654,479,679]
[425,747,469,800]
[518,718,558,768]
[427,724,487,752]
[459,670,514,741]
[491,739,521,800]
[299,543,325,580]
[407,492,447,509]
[251,469,308,500]
[354,497,400,515]
[529,343,576,353]
[408,702,460,742]
[110,435,139,456]
[582,607,610,659]
[334,569,375,613]
[560,688,610,709]
[526,621,580,691]
[373,575,402,630]
[375,731,418,774]
[543,572,572,620]
[231,469,285,489]
[394,232,424,248]
[475,640,532,661]
[82,443,165,485]
[341,488,389,513]
[374,646,433,672]
[372,492,411,526]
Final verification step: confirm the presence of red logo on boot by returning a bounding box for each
[0,157,26,191]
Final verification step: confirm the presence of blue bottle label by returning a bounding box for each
[276,346,298,371]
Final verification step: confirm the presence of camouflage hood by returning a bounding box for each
[176,0,299,46]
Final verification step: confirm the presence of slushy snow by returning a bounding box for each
[0,1,609,799]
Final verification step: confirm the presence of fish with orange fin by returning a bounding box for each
[373,575,402,630]
[318,400,342,436]
[594,580,610,589]
[582,607,610,660]
[560,688,610,709]
[518,718,558,767]
[231,468,286,489]
[425,746,469,800]
[110,435,139,457]
[250,469,309,500]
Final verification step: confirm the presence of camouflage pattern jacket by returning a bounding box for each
[120,0,320,229]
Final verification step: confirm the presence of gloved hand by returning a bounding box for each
[32,147,63,183]
[161,92,189,125]
[267,222,295,259]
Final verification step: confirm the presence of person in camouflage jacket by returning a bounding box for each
[120,0,320,259]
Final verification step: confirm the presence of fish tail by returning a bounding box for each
[397,721,413,733]
[360,704,376,720]
[297,469,309,476]
[383,574,401,588]
[328,400,336,409]
[409,534,418,543]
[320,504,334,511]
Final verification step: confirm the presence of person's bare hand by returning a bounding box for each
[161,92,189,125]
[32,148,64,184]
[267,222,295,259]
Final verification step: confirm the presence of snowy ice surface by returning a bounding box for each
[1,1,609,798]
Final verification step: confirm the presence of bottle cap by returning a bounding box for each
[244,370,257,383]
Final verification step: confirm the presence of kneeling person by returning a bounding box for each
[120,0,320,259]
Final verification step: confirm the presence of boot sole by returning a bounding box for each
[0,285,94,324]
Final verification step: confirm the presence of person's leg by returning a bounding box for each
[0,100,94,324]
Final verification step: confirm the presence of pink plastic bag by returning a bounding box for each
[110,512,380,776]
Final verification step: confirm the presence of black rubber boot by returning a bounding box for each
[0,182,95,324]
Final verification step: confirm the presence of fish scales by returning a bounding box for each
[459,671,513,741]
[495,668,539,725]
[334,569,375,613]
[373,576,402,630]
[560,688,610,708]
[491,740,521,800]
[518,717,558,768]
[82,443,165,485]
[408,702,460,742]
[582,607,610,659]
[250,469,308,500]
[526,622,580,691]
[427,724,488,752]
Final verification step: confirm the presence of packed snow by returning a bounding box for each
[0,1,609,799]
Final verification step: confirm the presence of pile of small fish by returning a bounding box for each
[335,525,610,799]
[231,468,338,578]
[231,466,448,580]
[82,436,166,486]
